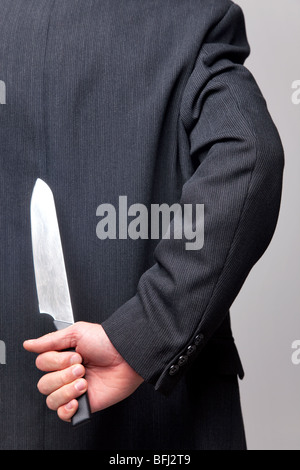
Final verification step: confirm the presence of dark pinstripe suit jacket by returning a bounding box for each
[0,0,284,449]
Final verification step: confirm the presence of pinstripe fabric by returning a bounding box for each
[0,0,283,449]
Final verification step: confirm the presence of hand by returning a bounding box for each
[23,322,144,422]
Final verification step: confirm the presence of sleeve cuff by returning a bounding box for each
[101,294,208,395]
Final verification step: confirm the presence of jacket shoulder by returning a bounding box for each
[178,0,234,19]
[163,0,238,40]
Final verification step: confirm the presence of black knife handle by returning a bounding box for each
[53,320,91,427]
[72,391,91,427]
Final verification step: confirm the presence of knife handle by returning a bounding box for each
[72,390,91,427]
[53,320,91,427]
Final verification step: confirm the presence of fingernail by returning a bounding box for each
[65,400,76,411]
[75,379,86,392]
[70,354,81,365]
[72,365,83,378]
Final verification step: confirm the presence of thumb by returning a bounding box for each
[23,325,77,353]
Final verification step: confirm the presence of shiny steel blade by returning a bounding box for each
[30,179,74,324]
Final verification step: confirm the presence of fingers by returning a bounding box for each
[36,362,87,421]
[33,349,87,421]
[23,325,77,354]
[46,378,87,411]
[37,363,85,395]
[57,400,79,422]
[35,351,82,372]
[23,323,90,422]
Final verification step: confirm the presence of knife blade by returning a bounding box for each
[30,178,91,426]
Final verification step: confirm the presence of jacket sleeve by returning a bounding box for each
[101,2,284,395]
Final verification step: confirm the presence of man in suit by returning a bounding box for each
[1,0,283,450]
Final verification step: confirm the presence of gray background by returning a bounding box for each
[231,0,300,450]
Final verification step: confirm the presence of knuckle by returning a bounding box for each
[46,383,75,411]
[46,394,56,411]
[65,332,77,350]
[53,353,62,369]
[61,367,72,385]
[57,407,71,422]
[36,352,60,371]
[35,354,44,370]
[37,377,47,395]
[63,384,76,403]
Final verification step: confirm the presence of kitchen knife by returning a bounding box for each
[30,178,91,426]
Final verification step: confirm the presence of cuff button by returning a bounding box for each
[194,334,204,346]
[187,345,196,356]
[169,365,180,376]
[178,355,188,366]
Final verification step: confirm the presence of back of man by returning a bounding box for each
[0,0,283,450]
